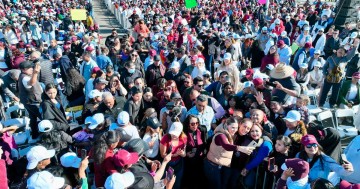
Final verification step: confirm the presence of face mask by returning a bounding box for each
[128,68,135,74]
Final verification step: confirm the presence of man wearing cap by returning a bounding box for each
[28,51,54,86]
[312,15,328,36]
[80,52,98,81]
[257,27,270,53]
[116,111,140,140]
[320,40,359,108]
[284,15,293,37]
[292,42,311,71]
[278,31,290,46]
[198,28,219,74]
[164,61,186,89]
[18,61,42,139]
[93,77,109,92]
[1,69,21,102]
[145,54,166,88]
[277,40,292,65]
[160,92,188,131]
[312,28,326,55]
[337,72,360,108]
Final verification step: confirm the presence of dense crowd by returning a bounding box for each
[0,0,359,188]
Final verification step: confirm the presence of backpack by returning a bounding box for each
[326,56,343,83]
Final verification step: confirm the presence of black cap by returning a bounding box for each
[115,127,132,143]
[128,172,155,189]
[154,55,161,61]
[94,77,109,85]
[271,96,283,104]
[170,92,181,99]
[19,61,33,69]
[123,138,150,156]
[146,117,161,129]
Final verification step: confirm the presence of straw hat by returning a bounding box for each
[270,63,294,79]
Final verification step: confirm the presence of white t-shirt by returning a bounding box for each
[122,125,140,140]
[143,133,160,158]
[347,84,358,101]
[22,75,32,89]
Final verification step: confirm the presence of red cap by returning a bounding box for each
[277,40,285,47]
[301,134,319,146]
[340,180,360,189]
[352,72,360,79]
[92,67,101,74]
[86,46,94,51]
[113,149,139,167]
[304,42,312,49]
[245,68,254,76]
[253,77,264,86]
[149,49,156,57]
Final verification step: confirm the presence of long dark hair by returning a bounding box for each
[183,114,201,134]
[93,130,119,165]
[298,144,325,169]
[42,83,59,101]
[66,68,86,91]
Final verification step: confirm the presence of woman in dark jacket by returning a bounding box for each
[40,83,70,132]
[63,68,86,107]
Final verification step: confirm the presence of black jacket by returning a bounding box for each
[96,96,126,121]
[40,98,70,132]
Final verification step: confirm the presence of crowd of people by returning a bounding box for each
[0,0,359,188]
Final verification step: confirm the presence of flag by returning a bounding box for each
[185,0,197,9]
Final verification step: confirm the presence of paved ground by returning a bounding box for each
[92,0,124,44]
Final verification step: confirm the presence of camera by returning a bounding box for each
[265,81,277,88]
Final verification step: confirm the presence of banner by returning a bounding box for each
[185,0,197,9]
[70,9,87,20]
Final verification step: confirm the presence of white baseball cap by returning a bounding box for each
[304,27,310,31]
[88,89,102,99]
[281,31,287,37]
[314,61,322,67]
[262,26,268,31]
[170,61,180,69]
[244,81,254,88]
[283,110,301,122]
[117,111,130,126]
[350,32,358,39]
[85,113,105,129]
[314,50,321,55]
[38,120,53,133]
[169,122,183,137]
[196,58,205,64]
[224,53,232,60]
[27,171,65,189]
[60,152,81,168]
[275,19,281,24]
[104,172,135,189]
[26,146,55,169]
[300,63,308,69]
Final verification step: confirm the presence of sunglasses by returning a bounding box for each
[306,143,318,148]
[131,54,138,57]
[184,81,190,84]
[190,122,199,126]
[197,85,203,88]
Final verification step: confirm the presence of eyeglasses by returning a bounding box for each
[197,85,203,88]
[306,143,318,148]
[131,54,138,57]
[190,122,199,126]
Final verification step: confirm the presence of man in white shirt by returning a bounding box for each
[277,40,292,65]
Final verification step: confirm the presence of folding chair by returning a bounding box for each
[335,109,358,137]
[316,110,336,128]
[352,105,359,115]
[307,105,323,115]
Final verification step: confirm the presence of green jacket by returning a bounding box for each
[337,80,360,105]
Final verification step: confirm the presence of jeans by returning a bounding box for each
[229,168,242,188]
[24,104,41,139]
[319,79,343,106]
[204,159,232,189]
[243,169,256,188]
[205,54,214,76]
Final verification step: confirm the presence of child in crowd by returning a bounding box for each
[286,95,310,125]
[270,136,292,179]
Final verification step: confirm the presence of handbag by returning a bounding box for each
[326,56,343,83]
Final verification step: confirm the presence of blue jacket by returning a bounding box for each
[96,55,113,70]
[245,138,273,171]
[296,153,352,182]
